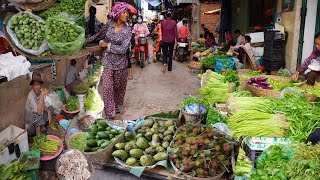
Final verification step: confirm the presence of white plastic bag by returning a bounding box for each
[6,11,49,55]
[212,123,232,136]
[308,58,320,71]
[280,87,303,98]
[45,92,63,115]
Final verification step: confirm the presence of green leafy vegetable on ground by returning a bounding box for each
[250,144,291,180]
[222,69,239,86]
[69,133,87,152]
[205,107,226,125]
[200,56,214,67]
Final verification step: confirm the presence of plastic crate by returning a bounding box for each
[19,150,40,170]
[264,59,285,71]
[264,51,285,60]
[264,40,286,50]
[264,31,286,41]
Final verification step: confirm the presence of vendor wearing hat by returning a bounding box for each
[220,34,235,52]
[25,72,51,136]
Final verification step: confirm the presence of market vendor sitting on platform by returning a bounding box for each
[25,72,51,137]
[65,59,80,93]
[231,35,255,58]
[292,32,320,85]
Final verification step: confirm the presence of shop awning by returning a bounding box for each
[176,0,199,5]
[204,9,221,15]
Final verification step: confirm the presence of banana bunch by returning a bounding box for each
[0,159,31,180]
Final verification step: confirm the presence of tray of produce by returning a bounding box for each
[56,149,93,180]
[8,0,57,12]
[168,123,239,179]
[112,118,176,171]
[63,96,80,114]
[31,133,63,161]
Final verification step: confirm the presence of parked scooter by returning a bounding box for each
[176,37,188,62]
[137,33,147,68]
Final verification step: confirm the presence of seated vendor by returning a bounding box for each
[220,34,235,52]
[25,72,51,137]
[231,35,255,58]
[292,32,320,85]
[205,33,217,47]
[65,59,80,93]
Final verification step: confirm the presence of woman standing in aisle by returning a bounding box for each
[86,2,132,119]
[152,15,164,62]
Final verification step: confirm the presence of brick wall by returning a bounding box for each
[200,2,221,37]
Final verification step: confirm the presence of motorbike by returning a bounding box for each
[176,37,188,62]
[137,33,147,68]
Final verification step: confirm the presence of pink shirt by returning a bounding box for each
[179,25,189,38]
[133,23,150,36]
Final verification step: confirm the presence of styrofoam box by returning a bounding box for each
[252,47,264,57]
[246,32,264,43]
[0,125,29,165]
[246,137,291,151]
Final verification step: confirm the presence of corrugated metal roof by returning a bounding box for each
[176,0,199,5]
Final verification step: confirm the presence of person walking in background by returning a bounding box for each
[201,24,211,39]
[152,15,164,62]
[161,11,177,73]
[234,29,244,46]
[86,2,132,119]
[86,6,103,37]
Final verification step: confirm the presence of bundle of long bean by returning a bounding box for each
[227,97,270,114]
[262,92,320,141]
[227,110,289,137]
[32,133,60,155]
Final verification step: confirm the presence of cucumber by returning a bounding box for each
[110,129,118,135]
[101,140,112,148]
[97,131,109,139]
[97,121,108,128]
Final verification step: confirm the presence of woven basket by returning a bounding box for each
[8,0,56,11]
[83,120,127,167]
[246,75,292,98]
[299,84,319,102]
[188,61,203,70]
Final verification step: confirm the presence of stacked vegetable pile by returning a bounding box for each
[247,77,272,90]
[45,15,85,55]
[235,149,252,177]
[31,133,61,155]
[206,107,226,126]
[73,83,90,94]
[69,133,87,152]
[84,121,124,152]
[200,70,234,105]
[38,0,86,27]
[168,124,236,178]
[227,97,270,114]
[251,143,320,180]
[112,119,175,167]
[0,159,31,180]
[66,96,79,111]
[84,87,104,113]
[180,96,208,114]
[7,12,47,55]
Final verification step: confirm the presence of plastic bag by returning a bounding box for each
[214,57,236,74]
[6,11,49,55]
[277,68,292,77]
[280,87,303,98]
[212,123,232,136]
[45,13,85,55]
[45,92,63,115]
[308,58,320,71]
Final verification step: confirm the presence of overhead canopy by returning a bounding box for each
[204,9,221,15]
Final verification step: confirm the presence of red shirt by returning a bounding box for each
[179,25,189,38]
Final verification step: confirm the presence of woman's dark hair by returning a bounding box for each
[234,29,241,34]
[71,59,77,66]
[244,35,251,43]
[166,11,172,18]
[200,34,204,38]
[182,20,187,25]
[88,6,97,36]
[315,32,320,39]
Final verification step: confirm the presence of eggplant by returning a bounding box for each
[259,81,270,86]
[251,83,260,87]
[247,78,256,84]
[256,77,268,82]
